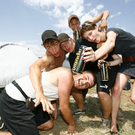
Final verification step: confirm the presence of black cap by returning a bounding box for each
[41,30,58,44]
[58,33,70,45]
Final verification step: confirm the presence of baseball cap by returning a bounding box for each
[68,14,79,24]
[58,33,70,45]
[41,30,58,44]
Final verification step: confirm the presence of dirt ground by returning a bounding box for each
[39,79,135,135]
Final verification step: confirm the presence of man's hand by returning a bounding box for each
[64,124,79,135]
[35,92,54,113]
[98,19,107,32]
[82,47,97,62]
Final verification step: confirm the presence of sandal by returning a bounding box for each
[110,124,120,135]
[110,131,120,135]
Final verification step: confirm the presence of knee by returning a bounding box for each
[113,85,122,97]
[38,120,53,131]
[131,97,135,104]
[98,92,109,100]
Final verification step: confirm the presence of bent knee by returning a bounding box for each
[98,92,109,100]
[38,120,53,131]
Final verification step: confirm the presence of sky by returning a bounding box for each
[0,0,135,57]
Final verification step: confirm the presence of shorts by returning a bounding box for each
[0,90,39,135]
[95,65,119,95]
[33,104,51,127]
[0,90,50,135]
[118,61,135,78]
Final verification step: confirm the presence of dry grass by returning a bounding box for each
[40,79,135,135]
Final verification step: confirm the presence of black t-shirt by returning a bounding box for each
[106,28,135,57]
[69,37,114,73]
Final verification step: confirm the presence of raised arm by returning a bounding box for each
[29,54,54,112]
[88,10,110,31]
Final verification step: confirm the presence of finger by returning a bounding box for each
[41,100,46,111]
[49,102,55,111]
[45,102,51,113]
[82,51,93,57]
[84,47,92,51]
[34,100,40,107]
[64,131,68,135]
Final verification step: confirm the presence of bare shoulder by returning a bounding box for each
[41,52,55,63]
[58,67,71,74]
[54,67,72,79]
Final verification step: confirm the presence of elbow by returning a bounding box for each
[60,106,69,115]
[105,10,110,16]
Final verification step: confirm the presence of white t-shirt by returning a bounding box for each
[6,72,58,102]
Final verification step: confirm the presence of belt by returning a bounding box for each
[123,56,135,62]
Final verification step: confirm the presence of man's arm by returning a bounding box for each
[88,10,110,31]
[58,69,78,134]
[29,54,54,112]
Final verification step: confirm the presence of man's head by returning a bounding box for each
[41,30,60,57]
[68,14,81,32]
[73,70,97,90]
[58,33,75,53]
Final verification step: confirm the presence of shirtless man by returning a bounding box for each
[29,30,66,130]
[29,30,66,111]
[0,67,96,135]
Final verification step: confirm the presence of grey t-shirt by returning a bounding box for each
[106,28,135,57]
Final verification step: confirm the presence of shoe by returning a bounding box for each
[99,118,111,134]
[72,109,86,115]
[0,117,7,131]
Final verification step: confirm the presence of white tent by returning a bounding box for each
[0,43,38,88]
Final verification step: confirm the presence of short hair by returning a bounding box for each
[82,70,97,88]
[80,21,97,39]
[42,39,59,47]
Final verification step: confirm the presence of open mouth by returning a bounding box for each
[54,52,59,56]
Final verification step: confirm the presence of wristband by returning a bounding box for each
[69,122,75,126]
[101,18,107,21]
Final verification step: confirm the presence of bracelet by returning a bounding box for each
[109,61,111,67]
[69,122,75,126]
[101,18,107,21]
